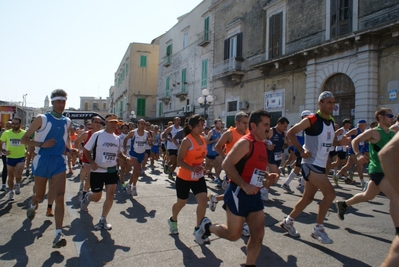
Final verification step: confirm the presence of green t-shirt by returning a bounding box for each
[0,129,27,158]
[368,126,395,174]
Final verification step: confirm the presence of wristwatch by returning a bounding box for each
[37,142,43,148]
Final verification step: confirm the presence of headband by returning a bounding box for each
[51,96,67,101]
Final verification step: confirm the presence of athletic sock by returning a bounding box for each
[55,229,62,237]
[284,171,296,185]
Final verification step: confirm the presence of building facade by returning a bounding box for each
[111,42,160,123]
[79,96,109,118]
[157,0,214,126]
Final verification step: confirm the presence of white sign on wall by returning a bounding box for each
[264,90,284,110]
[333,103,340,116]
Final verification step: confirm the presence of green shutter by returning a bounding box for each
[126,63,129,75]
[140,55,147,67]
[166,44,173,55]
[137,98,146,117]
[181,68,187,93]
[166,76,170,97]
[158,102,163,117]
[226,115,235,128]
[201,59,208,88]
[204,17,209,41]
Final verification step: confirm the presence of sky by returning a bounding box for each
[0,0,202,109]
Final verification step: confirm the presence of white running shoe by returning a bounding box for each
[14,183,21,195]
[132,186,138,196]
[94,219,112,230]
[126,183,132,195]
[311,227,333,244]
[242,222,250,237]
[9,190,14,201]
[281,183,294,194]
[260,188,269,201]
[279,219,300,237]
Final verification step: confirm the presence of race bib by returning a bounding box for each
[359,142,364,146]
[250,168,265,187]
[10,139,21,146]
[274,152,282,161]
[191,164,204,180]
[102,152,116,163]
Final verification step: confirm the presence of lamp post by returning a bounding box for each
[197,89,214,126]
[23,94,28,107]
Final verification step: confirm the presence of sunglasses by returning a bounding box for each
[93,121,102,124]
[385,114,394,118]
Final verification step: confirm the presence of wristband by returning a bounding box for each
[37,142,43,148]
[355,153,362,157]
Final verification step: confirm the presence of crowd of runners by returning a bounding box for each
[1,89,399,266]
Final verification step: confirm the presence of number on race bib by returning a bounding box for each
[250,169,265,188]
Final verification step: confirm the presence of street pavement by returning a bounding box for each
[0,159,394,267]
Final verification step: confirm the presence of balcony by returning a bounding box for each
[158,92,171,104]
[197,30,211,47]
[213,57,245,82]
[163,55,171,67]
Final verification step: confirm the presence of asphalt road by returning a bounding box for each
[0,159,394,267]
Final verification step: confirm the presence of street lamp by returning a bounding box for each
[197,89,214,125]
[23,94,28,107]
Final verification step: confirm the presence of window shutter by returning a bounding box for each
[236,32,243,58]
[166,76,170,97]
[331,0,337,38]
[201,59,208,88]
[181,68,187,93]
[224,39,230,60]
[204,17,209,41]
[269,13,283,58]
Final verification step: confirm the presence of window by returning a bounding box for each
[181,68,187,93]
[227,101,238,112]
[331,0,352,38]
[183,33,188,48]
[224,33,243,60]
[166,76,170,97]
[158,102,163,117]
[166,44,173,56]
[125,63,129,75]
[201,59,208,88]
[103,103,106,110]
[137,98,146,117]
[93,102,98,110]
[84,102,88,111]
[226,115,235,128]
[269,12,282,59]
[140,55,147,67]
[204,17,210,41]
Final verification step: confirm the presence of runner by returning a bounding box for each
[194,109,278,266]
[80,114,133,230]
[21,89,71,248]
[335,108,396,220]
[1,121,12,191]
[389,113,399,133]
[0,117,26,200]
[162,117,182,180]
[280,91,350,244]
[205,119,223,185]
[117,123,130,189]
[123,119,152,196]
[167,114,208,237]
[378,129,399,267]
[280,110,313,194]
[150,125,161,169]
[330,119,352,185]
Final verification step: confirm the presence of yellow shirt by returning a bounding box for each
[0,129,26,158]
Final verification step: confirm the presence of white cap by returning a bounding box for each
[301,110,312,117]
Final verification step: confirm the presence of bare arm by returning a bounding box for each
[177,138,203,173]
[352,129,379,164]
[286,118,311,157]
[74,132,88,148]
[214,131,232,157]
[379,133,399,194]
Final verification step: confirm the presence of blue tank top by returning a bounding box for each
[267,127,285,162]
[207,129,221,156]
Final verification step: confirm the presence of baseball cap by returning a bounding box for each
[358,119,367,124]
[318,91,334,102]
[301,110,312,117]
[105,115,118,122]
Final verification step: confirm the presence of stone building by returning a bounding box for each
[210,0,399,126]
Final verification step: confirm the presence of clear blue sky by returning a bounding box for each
[0,0,202,109]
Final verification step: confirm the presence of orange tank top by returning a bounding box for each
[177,134,207,181]
[225,127,247,154]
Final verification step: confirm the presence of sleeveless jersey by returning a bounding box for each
[177,134,207,181]
[129,130,148,154]
[335,127,347,152]
[225,127,246,155]
[234,133,268,188]
[0,129,26,158]
[153,133,161,146]
[34,113,71,156]
[207,129,222,156]
[81,130,93,163]
[267,127,285,162]
[166,126,182,150]
[302,112,335,168]
[368,126,395,174]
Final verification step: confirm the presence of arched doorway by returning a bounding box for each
[322,73,355,126]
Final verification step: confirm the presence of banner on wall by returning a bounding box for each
[333,103,340,116]
[264,91,284,110]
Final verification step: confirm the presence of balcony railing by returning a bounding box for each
[213,57,244,78]
[197,30,211,47]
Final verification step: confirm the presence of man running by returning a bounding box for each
[195,109,279,266]
[205,119,223,185]
[21,89,71,248]
[162,117,182,180]
[1,121,12,191]
[81,114,133,230]
[0,117,26,201]
[280,91,350,244]
[335,108,396,221]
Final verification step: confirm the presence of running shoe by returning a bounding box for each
[311,227,333,244]
[333,173,339,186]
[121,182,126,191]
[279,219,300,237]
[335,200,347,220]
[9,191,14,201]
[207,173,214,179]
[213,178,222,186]
[52,232,67,248]
[362,181,368,192]
[168,217,179,234]
[344,178,356,185]
[163,165,169,174]
[349,171,354,180]
[14,183,21,195]
[80,193,91,211]
[168,173,175,181]
[222,176,229,190]
[281,184,294,194]
[94,219,112,230]
[26,169,30,177]
[287,166,292,174]
[132,186,138,196]
[26,204,36,221]
[194,217,211,245]
[208,193,218,212]
[46,208,54,217]
[0,184,6,191]
[296,184,304,194]
[242,222,251,237]
[260,188,269,201]
[126,183,132,195]
[279,167,286,176]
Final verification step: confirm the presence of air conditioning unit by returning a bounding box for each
[239,101,249,110]
[186,104,193,112]
[181,106,186,113]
